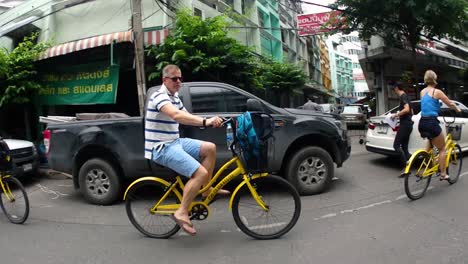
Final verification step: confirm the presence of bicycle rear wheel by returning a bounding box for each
[404,152,432,200]
[125,180,181,238]
[0,176,29,224]
[447,144,462,184]
[232,175,301,239]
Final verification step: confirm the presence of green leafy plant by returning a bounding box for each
[147,10,307,98]
[0,33,50,107]
[260,59,307,93]
[147,10,260,91]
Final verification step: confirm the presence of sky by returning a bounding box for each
[301,0,336,14]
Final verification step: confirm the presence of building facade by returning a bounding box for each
[338,32,369,100]
[359,35,468,115]
[327,37,354,102]
[0,0,331,111]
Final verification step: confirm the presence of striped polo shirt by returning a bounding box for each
[144,85,186,159]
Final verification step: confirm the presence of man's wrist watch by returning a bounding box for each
[202,118,207,127]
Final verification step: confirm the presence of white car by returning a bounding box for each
[365,100,468,156]
[4,139,39,177]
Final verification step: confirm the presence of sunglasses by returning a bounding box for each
[166,76,183,82]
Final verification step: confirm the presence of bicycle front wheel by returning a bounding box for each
[405,151,432,200]
[447,144,463,184]
[232,175,301,239]
[125,180,181,238]
[0,176,29,224]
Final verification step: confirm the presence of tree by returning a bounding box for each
[147,10,307,102]
[0,33,50,139]
[261,60,306,93]
[332,0,467,52]
[147,10,261,91]
[0,33,50,107]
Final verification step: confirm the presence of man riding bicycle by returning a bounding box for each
[144,64,229,236]
[418,70,461,181]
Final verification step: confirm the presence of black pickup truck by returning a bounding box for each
[45,82,351,205]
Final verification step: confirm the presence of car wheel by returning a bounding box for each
[78,158,121,205]
[286,146,334,195]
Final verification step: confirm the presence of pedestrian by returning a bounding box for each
[302,96,323,111]
[390,81,413,176]
[144,64,230,236]
[418,70,461,181]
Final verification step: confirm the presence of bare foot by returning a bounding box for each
[440,174,450,181]
[172,212,196,235]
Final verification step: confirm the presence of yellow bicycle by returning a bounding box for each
[403,117,463,200]
[0,141,30,224]
[124,117,301,239]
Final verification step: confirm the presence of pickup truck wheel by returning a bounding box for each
[286,146,334,195]
[78,158,121,205]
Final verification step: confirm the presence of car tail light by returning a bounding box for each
[43,129,51,155]
[368,123,376,130]
[392,126,399,132]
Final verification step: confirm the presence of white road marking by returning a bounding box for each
[247,222,287,230]
[314,213,337,220]
[240,216,249,227]
[314,170,468,221]
[36,184,69,199]
[37,205,53,208]
[395,195,406,200]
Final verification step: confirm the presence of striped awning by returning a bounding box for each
[38,29,169,60]
[144,28,169,47]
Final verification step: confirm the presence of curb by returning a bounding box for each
[39,168,72,180]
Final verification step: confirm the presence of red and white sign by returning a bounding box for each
[297,11,343,36]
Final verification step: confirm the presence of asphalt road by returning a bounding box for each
[1,142,468,264]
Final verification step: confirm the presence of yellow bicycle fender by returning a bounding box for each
[123,177,183,201]
[228,173,269,209]
[404,150,430,174]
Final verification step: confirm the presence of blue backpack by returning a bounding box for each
[236,112,260,160]
[236,112,274,171]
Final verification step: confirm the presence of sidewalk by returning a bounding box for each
[38,167,72,180]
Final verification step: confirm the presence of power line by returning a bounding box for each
[142,5,162,22]
[0,0,56,28]
[277,0,299,13]
[154,0,174,19]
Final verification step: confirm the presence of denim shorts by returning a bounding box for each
[152,138,203,177]
[418,116,441,139]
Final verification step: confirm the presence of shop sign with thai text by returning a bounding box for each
[297,11,343,36]
[38,62,119,105]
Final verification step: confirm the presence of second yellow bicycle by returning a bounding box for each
[403,132,462,200]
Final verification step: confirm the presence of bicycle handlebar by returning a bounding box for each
[442,108,460,124]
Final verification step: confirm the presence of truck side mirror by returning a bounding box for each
[247,99,264,112]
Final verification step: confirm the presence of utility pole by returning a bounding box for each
[131,0,146,116]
